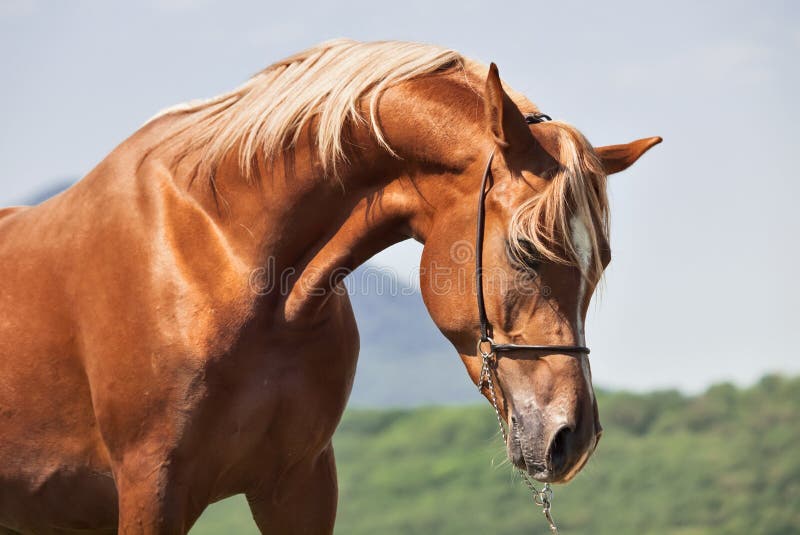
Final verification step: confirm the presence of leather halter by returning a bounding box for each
[474,114,590,358]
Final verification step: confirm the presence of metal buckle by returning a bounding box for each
[476,337,495,358]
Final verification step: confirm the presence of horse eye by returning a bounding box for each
[506,239,541,272]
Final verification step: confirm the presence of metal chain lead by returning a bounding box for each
[478,341,559,534]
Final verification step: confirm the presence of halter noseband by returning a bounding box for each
[474,112,590,358]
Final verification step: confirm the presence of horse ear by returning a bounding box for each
[484,63,510,149]
[596,136,662,175]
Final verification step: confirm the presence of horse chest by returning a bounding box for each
[169,295,359,466]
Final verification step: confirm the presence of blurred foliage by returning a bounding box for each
[192,374,800,534]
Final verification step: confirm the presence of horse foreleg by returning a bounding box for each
[114,461,191,535]
[246,445,338,535]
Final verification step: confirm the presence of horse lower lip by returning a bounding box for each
[510,433,548,475]
[525,459,549,478]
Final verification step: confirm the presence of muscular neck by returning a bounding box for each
[152,80,481,326]
[281,166,434,324]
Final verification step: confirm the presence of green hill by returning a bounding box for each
[191,374,799,534]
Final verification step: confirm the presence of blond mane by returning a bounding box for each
[151,39,607,276]
[508,123,609,280]
[150,39,462,179]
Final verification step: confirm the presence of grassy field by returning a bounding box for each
[191,375,799,534]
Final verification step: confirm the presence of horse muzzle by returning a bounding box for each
[508,408,601,483]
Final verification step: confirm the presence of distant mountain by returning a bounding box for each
[345,267,477,406]
[16,181,476,407]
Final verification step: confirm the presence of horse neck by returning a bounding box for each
[271,145,425,325]
[160,83,483,326]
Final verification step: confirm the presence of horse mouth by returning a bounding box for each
[509,420,551,481]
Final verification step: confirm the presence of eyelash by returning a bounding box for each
[506,240,542,273]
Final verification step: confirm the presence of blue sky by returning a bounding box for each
[0,0,798,391]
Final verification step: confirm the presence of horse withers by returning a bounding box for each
[0,40,659,534]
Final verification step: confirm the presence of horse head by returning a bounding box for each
[407,63,661,483]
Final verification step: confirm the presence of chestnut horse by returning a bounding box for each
[0,40,660,534]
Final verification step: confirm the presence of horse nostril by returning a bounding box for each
[548,426,572,474]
